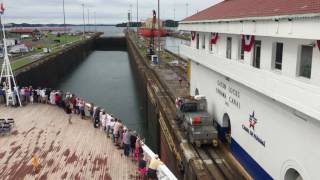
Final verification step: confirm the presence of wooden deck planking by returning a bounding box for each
[0,104,138,180]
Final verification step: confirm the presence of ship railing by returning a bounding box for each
[141,143,178,180]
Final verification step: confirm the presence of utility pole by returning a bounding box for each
[82,3,85,38]
[63,0,66,35]
[157,0,160,64]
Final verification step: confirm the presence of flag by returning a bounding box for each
[242,35,255,52]
[211,33,219,44]
[191,31,196,41]
[0,3,4,14]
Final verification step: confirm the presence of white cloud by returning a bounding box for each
[2,0,221,24]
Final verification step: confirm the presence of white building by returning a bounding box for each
[179,0,320,180]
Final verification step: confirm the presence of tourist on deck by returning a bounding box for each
[79,99,85,119]
[20,87,25,103]
[113,119,123,146]
[107,119,115,139]
[89,103,94,117]
[93,107,101,128]
[130,131,137,159]
[31,153,41,174]
[99,109,104,126]
[40,88,46,104]
[100,111,107,131]
[30,88,34,104]
[25,87,30,103]
[50,90,56,104]
[147,155,163,179]
[45,88,51,104]
[65,103,72,124]
[111,118,118,143]
[123,128,131,156]
[35,87,40,103]
[118,123,124,148]
[70,96,76,113]
[105,113,111,136]
[75,97,81,114]
[55,92,62,107]
[135,137,143,162]
[0,87,5,104]
[138,153,147,179]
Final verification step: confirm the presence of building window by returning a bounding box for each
[196,33,199,49]
[273,42,283,70]
[226,37,232,59]
[239,39,244,60]
[202,33,206,49]
[253,40,261,68]
[299,45,313,78]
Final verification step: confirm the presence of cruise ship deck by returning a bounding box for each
[0,104,138,180]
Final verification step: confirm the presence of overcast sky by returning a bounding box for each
[2,0,222,24]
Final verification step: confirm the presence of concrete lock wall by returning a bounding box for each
[15,37,96,88]
[126,35,184,180]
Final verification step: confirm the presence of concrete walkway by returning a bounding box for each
[0,104,138,180]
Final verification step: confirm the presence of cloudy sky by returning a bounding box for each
[2,0,222,24]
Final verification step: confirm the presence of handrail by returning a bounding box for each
[141,143,178,180]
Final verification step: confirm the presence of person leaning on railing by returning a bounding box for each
[147,154,163,179]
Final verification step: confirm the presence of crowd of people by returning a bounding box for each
[0,86,164,179]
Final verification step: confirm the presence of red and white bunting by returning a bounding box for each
[317,40,320,51]
[211,33,218,44]
[242,35,255,52]
[191,31,196,41]
[0,3,4,14]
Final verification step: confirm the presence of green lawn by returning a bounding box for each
[11,58,31,70]
[11,34,82,70]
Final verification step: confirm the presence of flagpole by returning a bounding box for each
[0,5,22,107]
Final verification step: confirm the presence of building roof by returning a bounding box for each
[9,28,34,33]
[183,0,320,22]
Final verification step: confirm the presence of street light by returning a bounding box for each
[63,0,66,35]
[87,8,90,32]
[94,11,97,32]
[82,3,85,38]
[157,0,161,64]
[136,0,139,34]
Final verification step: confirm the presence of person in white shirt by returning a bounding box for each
[101,111,107,131]
[108,116,115,138]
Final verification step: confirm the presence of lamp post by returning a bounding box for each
[63,0,66,35]
[136,0,139,34]
[157,0,161,64]
[94,11,97,32]
[87,8,90,32]
[82,3,85,38]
